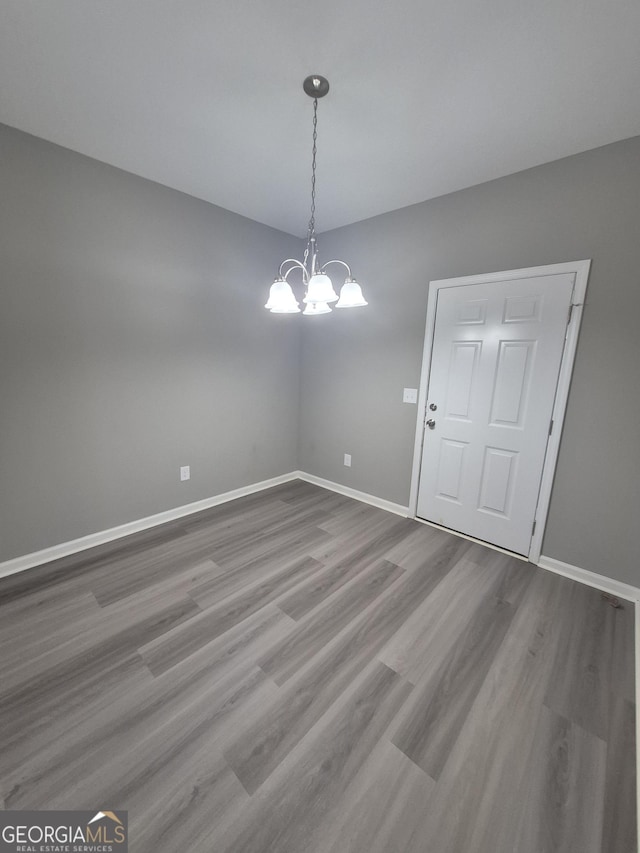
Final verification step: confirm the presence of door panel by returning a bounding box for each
[478,447,517,516]
[446,342,481,419]
[416,273,574,555]
[489,340,535,427]
[436,440,468,503]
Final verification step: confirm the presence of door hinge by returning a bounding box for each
[567,303,574,324]
[549,419,554,436]
[532,520,537,536]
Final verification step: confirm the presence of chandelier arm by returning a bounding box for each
[279,259,309,282]
[320,259,353,279]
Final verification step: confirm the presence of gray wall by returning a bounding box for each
[0,123,301,562]
[300,136,640,587]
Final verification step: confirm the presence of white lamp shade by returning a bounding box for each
[265,279,300,313]
[304,273,338,304]
[335,279,368,308]
[303,301,332,316]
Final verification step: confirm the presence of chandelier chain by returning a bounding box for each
[307,97,318,240]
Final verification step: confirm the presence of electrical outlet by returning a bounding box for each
[403,387,418,404]
[344,453,352,467]
[180,465,190,481]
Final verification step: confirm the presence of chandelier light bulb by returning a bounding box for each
[265,278,300,313]
[304,273,338,304]
[335,278,368,308]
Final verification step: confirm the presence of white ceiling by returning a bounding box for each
[1,1,639,237]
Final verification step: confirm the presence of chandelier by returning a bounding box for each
[265,76,368,316]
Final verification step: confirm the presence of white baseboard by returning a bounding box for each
[635,603,640,853]
[294,471,409,518]
[537,554,640,603]
[0,472,299,580]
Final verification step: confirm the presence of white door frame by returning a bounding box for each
[409,259,591,563]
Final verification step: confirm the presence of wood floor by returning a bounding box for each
[0,480,636,852]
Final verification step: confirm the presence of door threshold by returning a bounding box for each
[413,515,530,563]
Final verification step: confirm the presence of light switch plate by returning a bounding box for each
[403,388,418,404]
[180,465,190,481]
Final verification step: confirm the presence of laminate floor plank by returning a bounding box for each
[485,550,534,605]
[278,483,357,515]
[316,740,436,853]
[21,665,275,813]
[227,540,471,794]
[544,580,622,739]
[180,502,329,565]
[260,558,406,685]
[601,694,638,852]
[611,600,637,703]
[203,503,333,569]
[0,589,102,658]
[0,522,192,604]
[219,662,413,853]
[0,481,634,853]
[261,535,471,687]
[141,602,293,696]
[2,560,216,673]
[180,495,296,534]
[514,706,607,853]
[11,529,220,611]
[89,551,223,607]
[277,518,412,620]
[187,550,320,611]
[400,569,589,853]
[204,522,332,583]
[3,607,290,810]
[382,521,452,570]
[391,593,514,779]
[140,556,322,676]
[315,502,409,541]
[225,562,408,794]
[0,589,200,696]
[1,652,153,781]
[378,549,508,683]
[128,755,249,853]
[305,512,401,566]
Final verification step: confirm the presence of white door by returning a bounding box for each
[416,272,575,555]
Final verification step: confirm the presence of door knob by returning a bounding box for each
[426,419,436,429]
